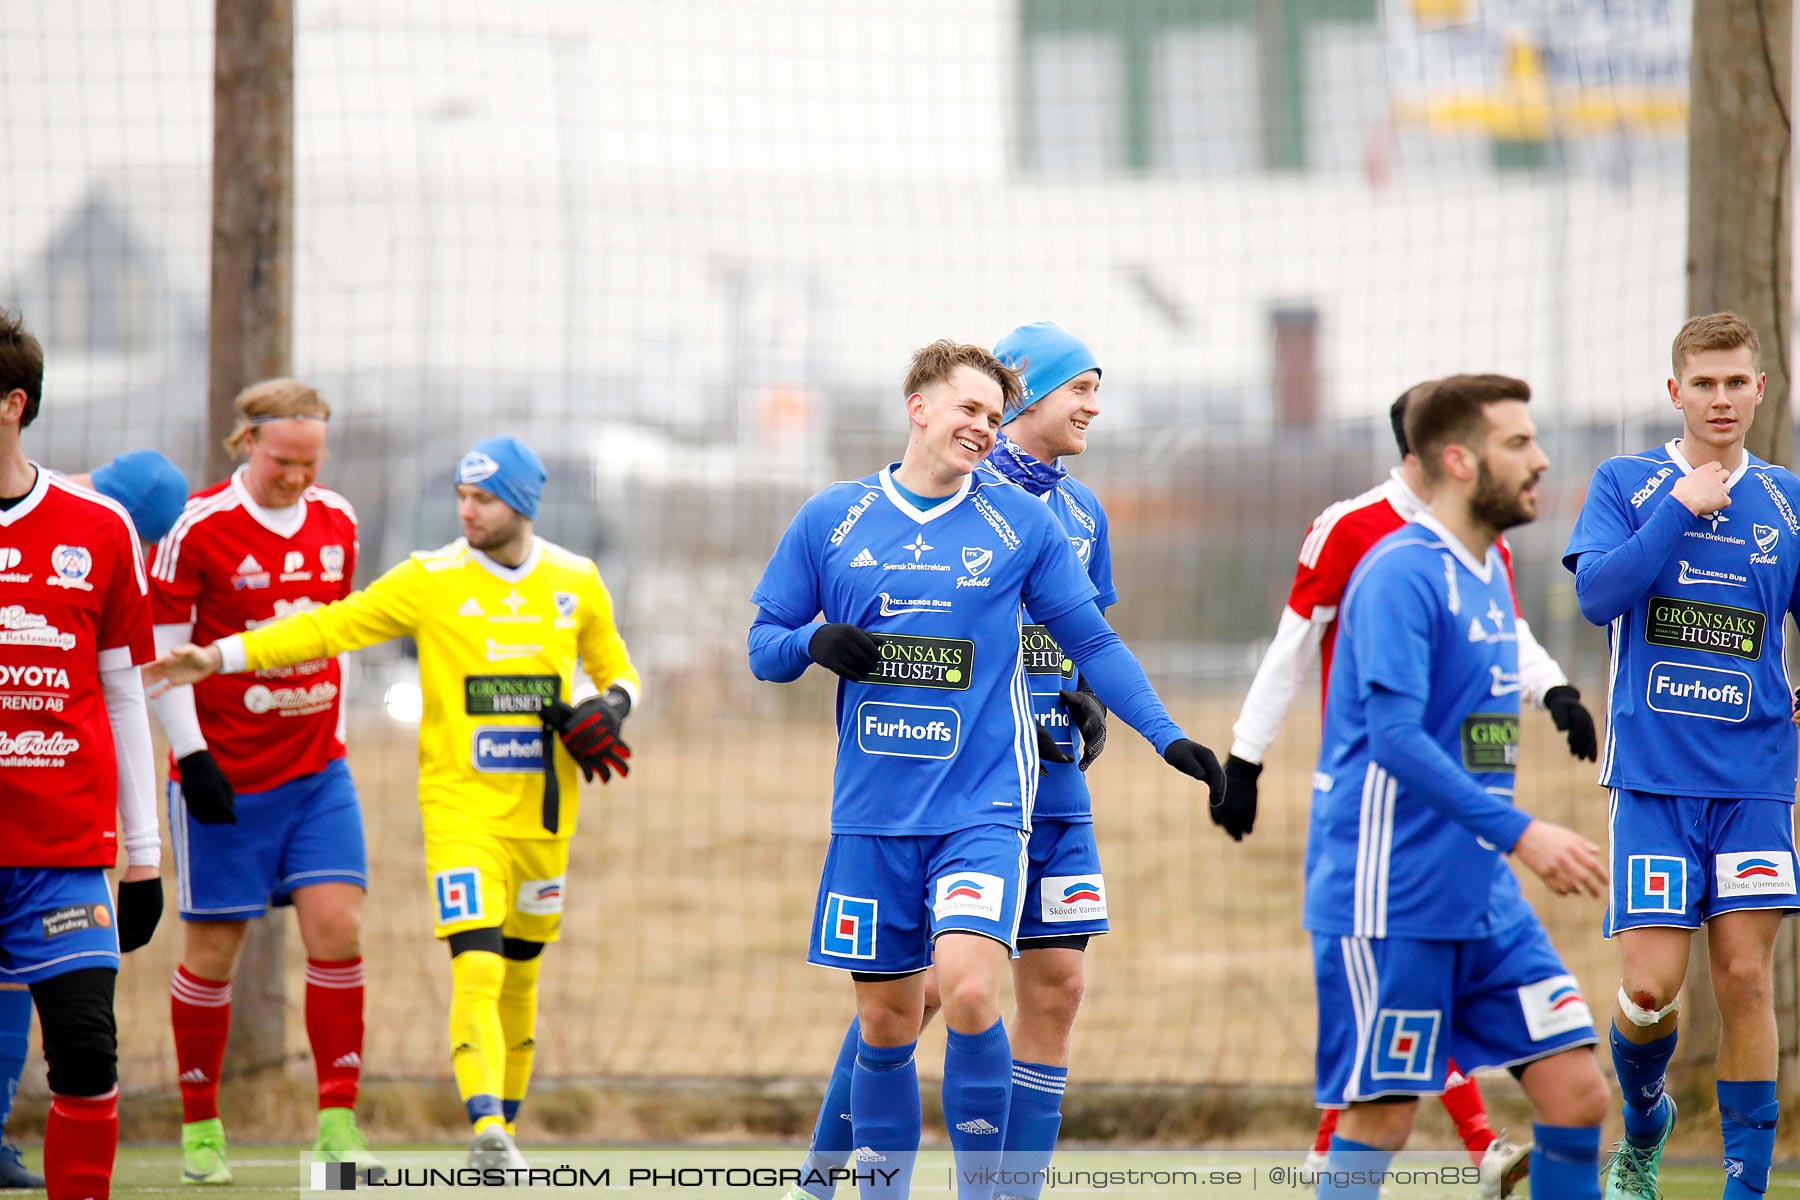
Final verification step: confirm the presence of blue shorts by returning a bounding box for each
[1312,912,1597,1107]
[808,825,1029,974]
[1016,819,1109,943]
[171,758,368,921]
[1606,788,1799,936]
[0,868,119,984]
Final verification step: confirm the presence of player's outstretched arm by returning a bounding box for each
[1038,600,1228,811]
[1222,608,1330,841]
[142,642,223,696]
[1512,820,1607,898]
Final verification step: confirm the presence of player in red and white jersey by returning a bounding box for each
[1222,385,1599,1197]
[147,379,377,1182]
[0,308,162,1200]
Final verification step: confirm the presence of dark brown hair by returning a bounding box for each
[0,309,44,429]
[1404,374,1532,482]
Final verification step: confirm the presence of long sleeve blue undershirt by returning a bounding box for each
[1365,686,1533,853]
[747,601,1185,754]
[1571,493,1691,625]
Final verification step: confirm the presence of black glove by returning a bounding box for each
[1218,754,1262,842]
[176,750,236,825]
[808,623,880,681]
[1059,681,1108,771]
[1035,720,1074,772]
[544,690,632,783]
[1543,685,1597,762]
[115,877,163,953]
[1163,737,1228,814]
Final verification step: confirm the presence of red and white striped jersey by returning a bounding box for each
[150,468,358,794]
[0,468,154,866]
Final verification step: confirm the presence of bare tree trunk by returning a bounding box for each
[208,0,294,1077]
[1678,0,1793,1084]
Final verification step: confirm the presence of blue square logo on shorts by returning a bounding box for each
[821,893,877,960]
[1628,855,1686,914]
[434,868,483,924]
[1370,1009,1440,1081]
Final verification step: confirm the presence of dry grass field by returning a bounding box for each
[104,688,1628,1096]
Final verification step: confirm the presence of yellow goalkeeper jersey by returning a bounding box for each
[225,537,639,840]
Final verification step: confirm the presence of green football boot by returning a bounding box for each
[1603,1095,1675,1200]
[180,1117,233,1186]
[314,1107,384,1182]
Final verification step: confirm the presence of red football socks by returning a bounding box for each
[306,958,365,1110]
[170,966,232,1124]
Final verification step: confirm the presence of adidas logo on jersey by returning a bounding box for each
[850,548,877,568]
[457,597,485,617]
[333,1052,362,1069]
[179,1068,209,1084]
[954,1118,1000,1135]
[236,555,263,574]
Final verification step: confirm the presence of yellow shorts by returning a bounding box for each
[424,830,571,943]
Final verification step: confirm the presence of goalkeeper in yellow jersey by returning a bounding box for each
[146,436,639,1171]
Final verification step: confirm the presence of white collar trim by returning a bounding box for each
[229,466,307,538]
[879,465,971,525]
[1383,467,1429,519]
[1411,511,1496,583]
[468,537,542,582]
[1666,439,1752,489]
[0,464,50,526]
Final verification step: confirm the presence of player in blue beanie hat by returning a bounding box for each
[86,449,190,541]
[456,437,546,521]
[993,321,1101,425]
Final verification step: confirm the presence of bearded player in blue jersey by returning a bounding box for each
[1564,313,1800,1200]
[1309,375,1610,1200]
[749,339,1225,1200]
[784,323,1117,1200]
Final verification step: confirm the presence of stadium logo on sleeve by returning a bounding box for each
[1645,662,1752,723]
[516,876,566,915]
[1518,975,1593,1041]
[1630,467,1674,508]
[1627,855,1686,914]
[1040,875,1107,923]
[1369,1010,1440,1081]
[470,727,546,772]
[434,868,484,924]
[827,490,881,547]
[856,701,960,759]
[1715,851,1797,898]
[47,545,93,591]
[934,872,1003,922]
[820,893,877,960]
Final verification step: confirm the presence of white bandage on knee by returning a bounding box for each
[1617,985,1679,1027]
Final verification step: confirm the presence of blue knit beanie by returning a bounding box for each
[993,321,1101,424]
[91,449,189,541]
[455,436,546,519]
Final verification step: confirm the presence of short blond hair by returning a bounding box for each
[1672,312,1761,379]
[223,378,330,457]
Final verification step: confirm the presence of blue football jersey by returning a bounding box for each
[1021,472,1118,823]
[1305,515,1533,940]
[751,465,1100,837]
[1564,441,1800,802]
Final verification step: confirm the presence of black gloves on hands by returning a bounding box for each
[544,689,632,783]
[1059,681,1107,771]
[116,877,163,953]
[808,623,880,681]
[1218,755,1262,842]
[177,750,236,825]
[1034,721,1074,772]
[1163,738,1228,814]
[1543,685,1597,762]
